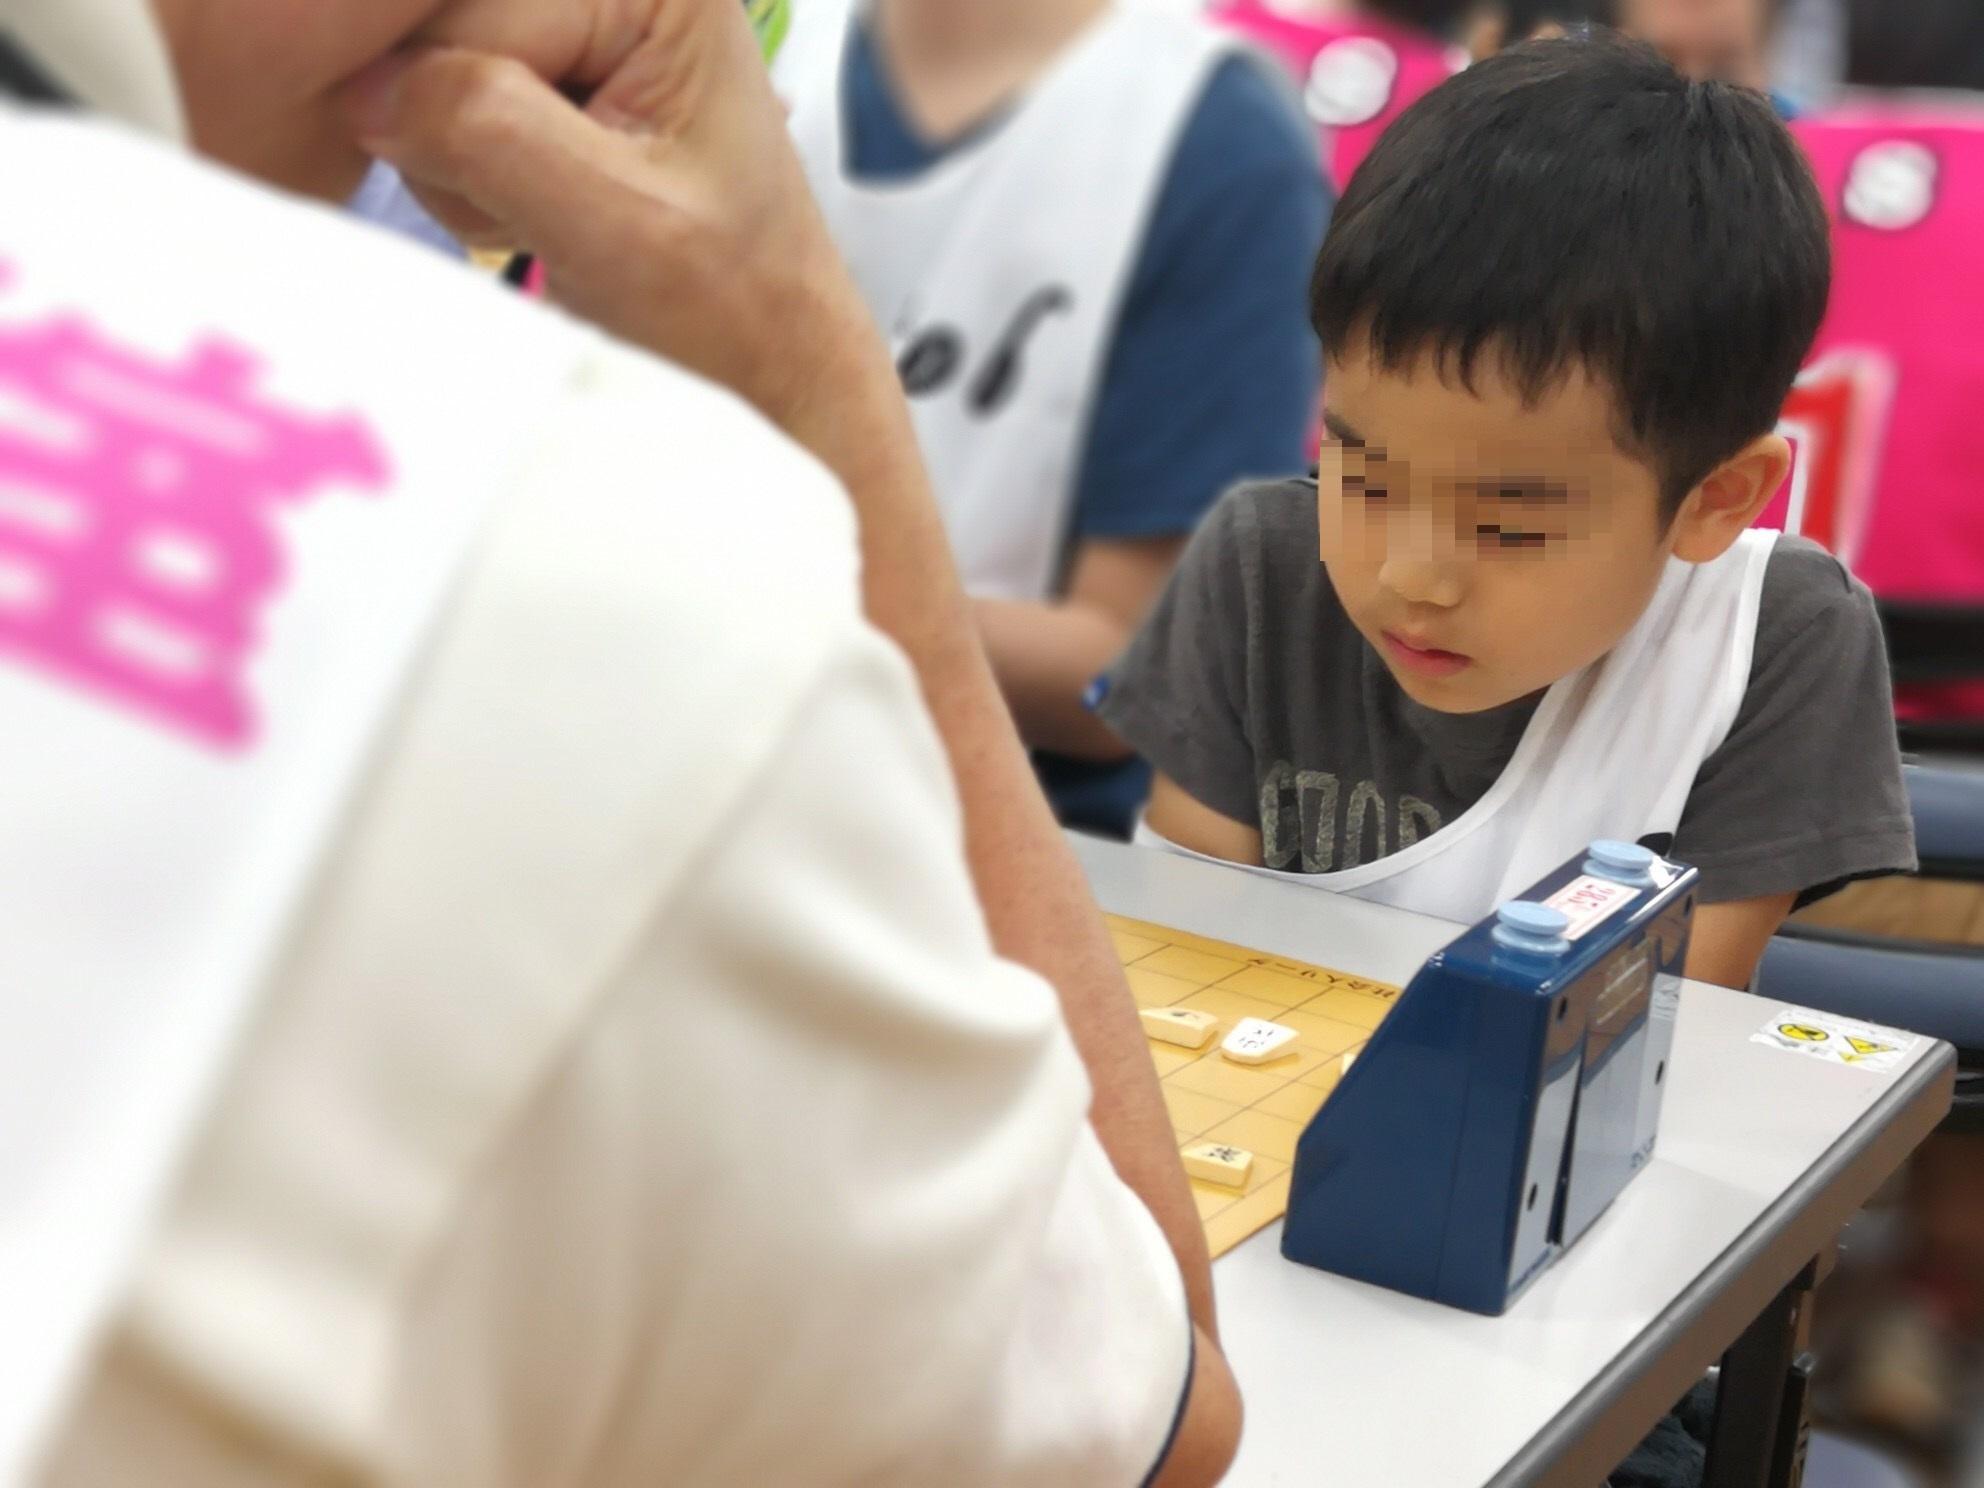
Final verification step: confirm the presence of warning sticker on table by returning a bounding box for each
[1750,1007,1921,1074]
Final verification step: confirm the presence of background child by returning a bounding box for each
[1615,0,1801,115]
[1099,32,1914,990]
[774,0,1327,836]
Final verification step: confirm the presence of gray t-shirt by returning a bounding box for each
[1100,478,1917,906]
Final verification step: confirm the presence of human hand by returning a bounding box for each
[340,0,885,446]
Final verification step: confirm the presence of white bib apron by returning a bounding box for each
[1141,530,1781,923]
[780,0,1237,600]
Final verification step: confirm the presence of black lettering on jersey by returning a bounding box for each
[897,325,964,396]
[968,286,1072,417]
[893,285,1074,416]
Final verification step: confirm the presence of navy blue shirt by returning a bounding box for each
[845,22,1330,833]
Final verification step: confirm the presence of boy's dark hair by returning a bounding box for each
[1311,32,1830,516]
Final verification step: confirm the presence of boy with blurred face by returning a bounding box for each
[773,0,1326,836]
[1099,35,1915,991]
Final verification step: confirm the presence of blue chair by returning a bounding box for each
[1754,764,1984,1133]
[1743,769,1978,1488]
[1907,763,1984,882]
[1802,1431,1922,1488]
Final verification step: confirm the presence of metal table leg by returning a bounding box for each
[1702,1259,1823,1488]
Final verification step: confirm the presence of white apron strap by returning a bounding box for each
[1132,530,1780,926]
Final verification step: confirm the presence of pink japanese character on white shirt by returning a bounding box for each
[0,271,390,749]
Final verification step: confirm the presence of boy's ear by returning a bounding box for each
[1668,433,1792,563]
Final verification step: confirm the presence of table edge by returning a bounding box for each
[1487,1039,1959,1488]
[1071,830,1961,1487]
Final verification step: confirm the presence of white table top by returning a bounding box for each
[1070,833,1957,1488]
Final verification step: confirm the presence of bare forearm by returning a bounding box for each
[974,595,1134,760]
[1153,1328,1243,1488]
[354,19,1217,1339]
[784,318,1219,1337]
[1684,894,1796,990]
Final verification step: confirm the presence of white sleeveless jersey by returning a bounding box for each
[778,0,1238,601]
[1143,529,1780,923]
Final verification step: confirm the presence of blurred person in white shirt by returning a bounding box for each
[0,0,1240,1483]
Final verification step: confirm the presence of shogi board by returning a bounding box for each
[1107,914,1402,1259]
